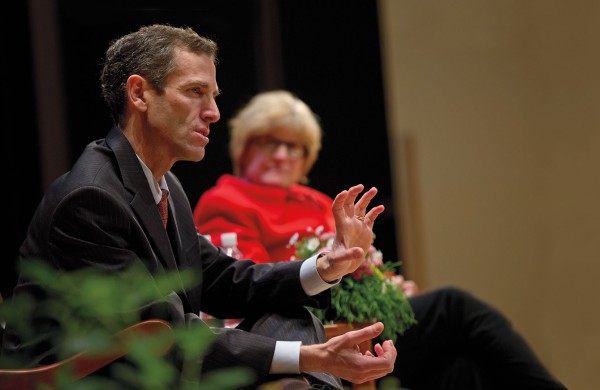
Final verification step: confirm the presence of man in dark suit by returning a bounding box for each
[1,24,396,389]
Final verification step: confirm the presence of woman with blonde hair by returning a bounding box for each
[193,90,334,262]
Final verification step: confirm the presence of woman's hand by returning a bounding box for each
[391,274,420,297]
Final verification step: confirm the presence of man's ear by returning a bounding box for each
[126,74,148,112]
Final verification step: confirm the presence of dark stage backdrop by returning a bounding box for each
[3,0,401,298]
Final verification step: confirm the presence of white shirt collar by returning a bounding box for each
[136,156,169,204]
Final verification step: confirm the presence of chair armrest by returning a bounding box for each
[0,319,174,390]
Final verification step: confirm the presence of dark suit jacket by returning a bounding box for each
[4,127,329,377]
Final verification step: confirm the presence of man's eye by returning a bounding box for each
[190,88,203,95]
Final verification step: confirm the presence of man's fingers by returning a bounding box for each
[327,247,365,263]
[333,184,384,220]
[343,184,364,215]
[354,186,378,213]
[332,189,350,212]
[345,322,384,345]
[364,204,385,228]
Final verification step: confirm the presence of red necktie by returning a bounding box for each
[158,189,168,228]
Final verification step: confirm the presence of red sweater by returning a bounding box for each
[193,174,335,263]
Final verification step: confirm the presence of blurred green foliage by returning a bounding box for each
[0,259,254,389]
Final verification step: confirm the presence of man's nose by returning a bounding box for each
[203,100,220,124]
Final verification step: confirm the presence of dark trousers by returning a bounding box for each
[239,306,342,390]
[389,287,568,390]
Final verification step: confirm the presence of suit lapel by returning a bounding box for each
[106,127,179,272]
[130,194,179,271]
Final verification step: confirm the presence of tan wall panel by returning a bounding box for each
[378,1,600,389]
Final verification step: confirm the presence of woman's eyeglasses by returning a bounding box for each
[251,136,307,160]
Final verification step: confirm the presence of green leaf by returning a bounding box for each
[2,258,253,389]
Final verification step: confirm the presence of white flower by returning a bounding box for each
[325,237,335,248]
[288,232,299,247]
[306,237,321,252]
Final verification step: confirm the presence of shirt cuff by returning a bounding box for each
[299,252,340,296]
[270,341,301,373]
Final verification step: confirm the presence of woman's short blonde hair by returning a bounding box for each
[229,90,322,182]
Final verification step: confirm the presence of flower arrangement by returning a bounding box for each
[288,226,417,342]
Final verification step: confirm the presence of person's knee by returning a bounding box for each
[437,286,513,329]
[424,286,475,307]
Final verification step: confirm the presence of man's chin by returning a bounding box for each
[190,148,206,162]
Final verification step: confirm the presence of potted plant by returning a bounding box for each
[289,226,417,342]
